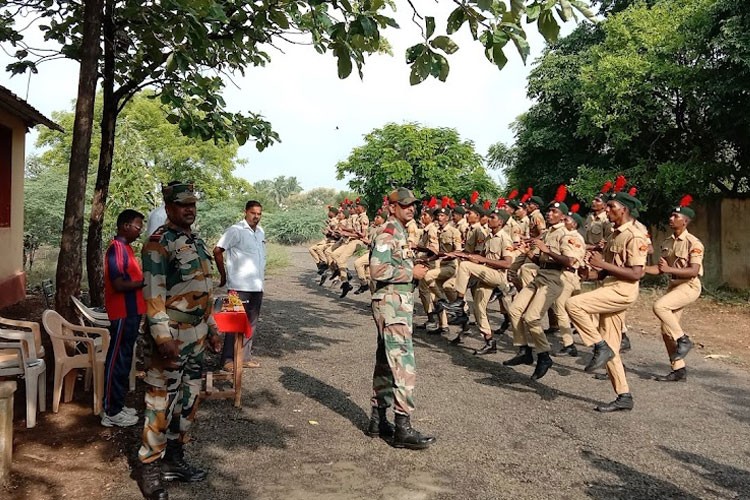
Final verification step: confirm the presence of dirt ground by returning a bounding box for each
[2,246,750,500]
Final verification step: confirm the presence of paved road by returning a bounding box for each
[113,246,750,500]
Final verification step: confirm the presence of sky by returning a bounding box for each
[0,2,576,192]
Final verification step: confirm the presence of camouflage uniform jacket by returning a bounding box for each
[142,224,217,345]
[369,217,415,302]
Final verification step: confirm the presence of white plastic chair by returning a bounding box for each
[41,310,109,415]
[0,317,47,428]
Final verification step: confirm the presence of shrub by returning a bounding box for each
[262,209,325,245]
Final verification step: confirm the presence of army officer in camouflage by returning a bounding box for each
[368,187,436,450]
[137,182,222,500]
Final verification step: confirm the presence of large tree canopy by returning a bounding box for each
[337,122,498,212]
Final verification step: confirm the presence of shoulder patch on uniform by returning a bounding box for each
[690,248,703,254]
[149,227,166,241]
[383,226,395,235]
[639,244,648,253]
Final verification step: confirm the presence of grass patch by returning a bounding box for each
[265,242,290,274]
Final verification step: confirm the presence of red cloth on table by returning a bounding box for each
[213,311,253,339]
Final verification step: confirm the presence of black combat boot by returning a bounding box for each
[427,326,449,335]
[672,335,693,361]
[318,272,329,286]
[418,313,438,330]
[366,407,395,439]
[392,414,436,450]
[503,346,534,366]
[161,442,207,483]
[316,262,328,275]
[340,281,354,298]
[493,316,511,336]
[353,284,369,295]
[531,352,553,380]
[447,310,469,326]
[474,338,497,355]
[138,461,168,500]
[595,393,634,412]
[654,367,687,382]
[584,341,615,373]
[441,298,465,313]
[554,344,578,357]
[620,332,632,352]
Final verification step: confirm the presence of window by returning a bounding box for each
[0,124,10,227]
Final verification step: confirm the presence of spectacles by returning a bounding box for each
[128,223,143,232]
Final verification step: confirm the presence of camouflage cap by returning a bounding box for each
[387,187,418,205]
[163,182,198,204]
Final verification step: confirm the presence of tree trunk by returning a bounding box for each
[86,0,116,307]
[54,0,103,321]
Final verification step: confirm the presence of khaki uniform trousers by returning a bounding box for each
[653,278,701,370]
[455,261,508,337]
[354,253,369,285]
[566,278,638,395]
[332,239,363,280]
[554,270,581,347]
[518,262,539,288]
[508,269,563,353]
[309,239,330,264]
[418,261,449,327]
[324,239,344,266]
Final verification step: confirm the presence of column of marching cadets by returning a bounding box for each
[309,178,704,412]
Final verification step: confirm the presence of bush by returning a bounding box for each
[262,209,325,245]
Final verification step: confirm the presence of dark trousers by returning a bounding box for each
[103,314,141,416]
[221,291,263,363]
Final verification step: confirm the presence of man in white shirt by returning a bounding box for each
[213,200,266,370]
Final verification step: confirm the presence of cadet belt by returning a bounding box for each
[374,281,414,293]
[167,309,204,326]
[539,262,563,271]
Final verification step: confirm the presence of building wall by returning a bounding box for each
[650,198,750,290]
[0,108,26,309]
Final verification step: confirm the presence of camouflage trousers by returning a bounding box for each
[138,321,206,464]
[370,290,416,416]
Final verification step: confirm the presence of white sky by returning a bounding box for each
[0,2,578,191]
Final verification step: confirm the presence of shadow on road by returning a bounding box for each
[581,449,701,500]
[278,366,369,433]
[660,446,750,497]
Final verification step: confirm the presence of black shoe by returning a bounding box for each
[427,326,449,335]
[441,299,465,313]
[340,281,354,298]
[554,344,578,357]
[161,443,207,483]
[489,287,501,303]
[585,341,615,373]
[449,334,463,345]
[654,368,687,382]
[318,273,328,286]
[593,372,609,380]
[434,298,449,312]
[138,461,168,500]
[392,414,435,450]
[353,284,369,295]
[620,333,632,352]
[503,346,534,366]
[672,335,693,361]
[493,316,510,335]
[595,393,634,412]
[447,311,469,326]
[531,352,553,380]
[544,327,559,336]
[474,339,497,355]
[366,407,395,439]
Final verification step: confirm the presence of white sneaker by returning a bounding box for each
[101,410,139,427]
[122,406,137,416]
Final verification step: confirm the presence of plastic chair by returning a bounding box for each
[41,310,110,415]
[0,317,46,428]
[70,295,139,393]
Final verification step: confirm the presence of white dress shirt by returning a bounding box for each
[217,219,266,292]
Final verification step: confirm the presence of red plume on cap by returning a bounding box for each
[521,193,530,203]
[460,198,466,205]
[497,197,506,208]
[526,187,534,196]
[470,191,479,204]
[508,189,519,200]
[441,196,449,208]
[628,187,637,196]
[614,176,626,193]
[355,197,360,203]
[679,194,693,207]
[428,196,437,209]
[483,200,491,211]
[554,184,567,203]
[570,203,580,214]
[383,195,388,202]
[600,181,613,194]
[448,198,456,208]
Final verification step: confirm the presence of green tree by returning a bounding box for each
[337,123,498,212]
[254,176,304,208]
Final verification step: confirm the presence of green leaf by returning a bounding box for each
[526,4,541,21]
[446,7,466,35]
[409,51,431,85]
[359,16,377,37]
[477,0,492,11]
[429,35,459,55]
[166,113,180,125]
[433,53,450,82]
[269,9,290,29]
[486,43,508,70]
[569,0,597,21]
[369,0,384,11]
[559,0,574,21]
[426,16,435,39]
[405,43,425,64]
[336,47,353,79]
[537,10,560,42]
[508,30,530,64]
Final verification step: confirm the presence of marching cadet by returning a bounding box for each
[137,182,223,500]
[353,209,386,295]
[552,204,587,357]
[585,182,614,250]
[643,195,702,382]
[368,187,435,450]
[451,205,470,242]
[309,206,339,274]
[525,188,547,238]
[335,198,370,298]
[320,209,348,285]
[422,203,463,335]
[504,186,576,380]
[442,208,516,353]
[566,186,647,412]
[416,202,440,330]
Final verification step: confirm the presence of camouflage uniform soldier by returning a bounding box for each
[368,187,435,450]
[137,183,222,500]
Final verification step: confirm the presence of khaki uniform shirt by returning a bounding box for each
[516,215,530,239]
[538,222,575,268]
[564,228,587,269]
[485,229,517,261]
[603,220,649,288]
[505,216,523,243]
[661,230,704,283]
[405,219,420,247]
[529,210,547,238]
[437,224,463,253]
[584,211,612,246]
[465,222,488,254]
[419,222,439,255]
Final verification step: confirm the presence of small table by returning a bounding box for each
[202,312,253,408]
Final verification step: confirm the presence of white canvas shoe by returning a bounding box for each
[101,410,138,427]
